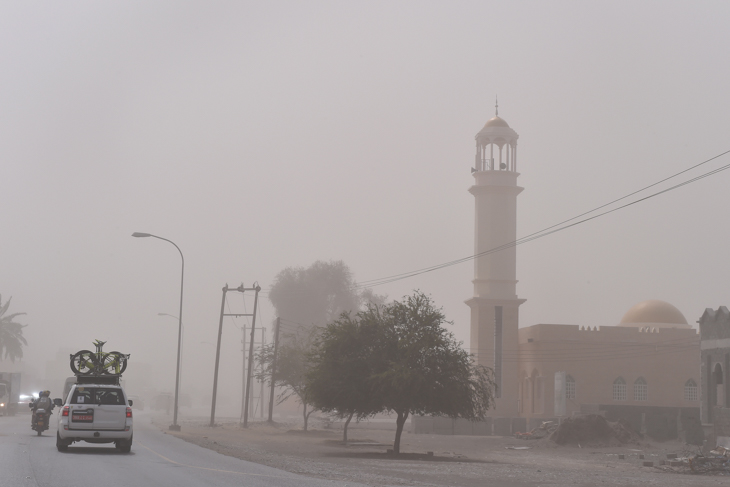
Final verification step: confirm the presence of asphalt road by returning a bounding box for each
[0,413,367,487]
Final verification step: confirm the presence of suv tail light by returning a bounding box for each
[126,407,132,418]
[62,406,69,417]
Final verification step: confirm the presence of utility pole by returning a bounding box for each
[242,285,261,428]
[210,283,259,427]
[240,326,246,423]
[267,317,280,423]
[240,325,266,421]
[260,326,266,419]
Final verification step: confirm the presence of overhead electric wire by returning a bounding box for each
[354,149,730,289]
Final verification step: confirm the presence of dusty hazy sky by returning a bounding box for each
[2,1,729,401]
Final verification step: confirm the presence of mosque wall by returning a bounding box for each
[517,324,700,419]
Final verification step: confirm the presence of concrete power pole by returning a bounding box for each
[267,317,280,423]
[209,283,260,427]
[242,285,261,428]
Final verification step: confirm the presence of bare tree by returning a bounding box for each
[257,327,319,431]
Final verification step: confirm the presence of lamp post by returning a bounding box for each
[158,313,184,397]
[132,232,184,431]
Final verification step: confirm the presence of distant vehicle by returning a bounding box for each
[152,392,191,411]
[62,377,76,403]
[152,393,173,412]
[0,372,21,416]
[0,382,9,416]
[56,381,133,453]
[128,395,145,410]
[17,393,35,413]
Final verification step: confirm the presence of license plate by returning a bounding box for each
[36,421,44,426]
[72,411,93,422]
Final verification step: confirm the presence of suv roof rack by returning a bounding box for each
[74,375,121,385]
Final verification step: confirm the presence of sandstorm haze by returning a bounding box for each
[2,1,729,405]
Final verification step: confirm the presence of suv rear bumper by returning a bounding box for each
[59,427,132,442]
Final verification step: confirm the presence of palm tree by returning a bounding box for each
[0,295,28,362]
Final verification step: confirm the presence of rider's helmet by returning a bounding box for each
[43,390,51,397]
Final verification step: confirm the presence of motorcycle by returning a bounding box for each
[31,408,50,436]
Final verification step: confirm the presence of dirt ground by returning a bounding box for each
[150,413,729,487]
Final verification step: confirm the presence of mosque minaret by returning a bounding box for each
[446,102,701,438]
[466,100,525,415]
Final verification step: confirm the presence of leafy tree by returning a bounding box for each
[256,327,319,431]
[366,292,496,454]
[269,260,361,329]
[306,312,382,442]
[0,295,28,362]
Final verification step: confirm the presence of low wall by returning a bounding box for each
[588,404,703,445]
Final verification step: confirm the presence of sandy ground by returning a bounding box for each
[148,412,729,487]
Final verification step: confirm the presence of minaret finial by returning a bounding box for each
[495,95,499,116]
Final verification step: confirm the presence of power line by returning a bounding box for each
[355,149,730,289]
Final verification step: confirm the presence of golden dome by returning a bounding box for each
[483,116,510,128]
[618,300,690,329]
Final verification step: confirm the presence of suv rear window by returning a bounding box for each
[95,388,125,405]
[70,387,126,405]
[71,387,93,404]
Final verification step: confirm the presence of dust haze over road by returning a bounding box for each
[2,1,730,412]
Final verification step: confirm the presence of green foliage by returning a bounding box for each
[305,291,495,453]
[368,292,495,421]
[0,295,28,362]
[307,312,382,423]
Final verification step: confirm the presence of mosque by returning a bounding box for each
[466,106,701,438]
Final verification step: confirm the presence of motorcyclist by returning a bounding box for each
[31,390,54,426]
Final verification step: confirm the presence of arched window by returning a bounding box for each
[613,377,626,401]
[565,374,576,399]
[684,379,698,401]
[633,377,648,401]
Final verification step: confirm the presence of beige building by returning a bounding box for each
[518,300,699,419]
[467,108,701,439]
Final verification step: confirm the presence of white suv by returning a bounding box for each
[56,383,133,452]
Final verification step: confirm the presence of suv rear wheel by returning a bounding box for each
[116,435,132,453]
[56,433,69,452]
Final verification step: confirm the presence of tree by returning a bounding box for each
[366,292,496,454]
[256,327,319,431]
[0,295,28,362]
[306,312,382,442]
[269,260,361,329]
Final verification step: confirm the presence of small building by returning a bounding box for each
[699,306,730,447]
[516,300,701,441]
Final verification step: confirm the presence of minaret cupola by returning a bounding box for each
[474,98,520,172]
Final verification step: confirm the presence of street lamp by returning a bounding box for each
[159,313,184,398]
[132,232,184,432]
